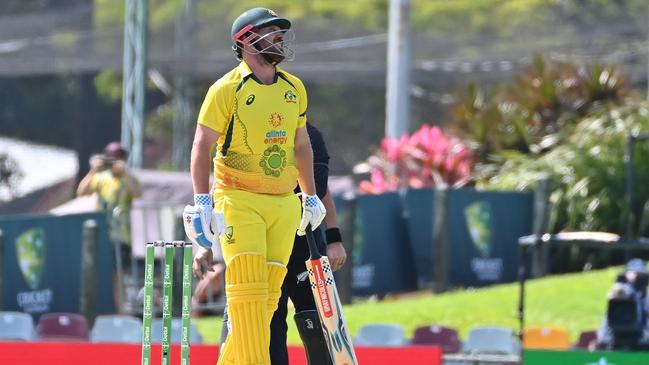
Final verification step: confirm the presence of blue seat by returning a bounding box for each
[90,315,142,343]
[354,323,408,346]
[151,318,202,344]
[462,326,520,354]
[0,311,35,341]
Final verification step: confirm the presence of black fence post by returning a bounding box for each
[532,177,550,278]
[337,196,356,305]
[432,188,449,293]
[80,219,98,326]
[0,228,4,310]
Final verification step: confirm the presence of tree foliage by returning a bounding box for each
[91,0,648,35]
[450,55,631,163]
[483,102,649,236]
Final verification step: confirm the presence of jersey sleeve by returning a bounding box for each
[295,78,308,128]
[313,159,329,199]
[306,123,330,199]
[197,80,233,134]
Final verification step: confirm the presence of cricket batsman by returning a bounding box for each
[183,7,326,365]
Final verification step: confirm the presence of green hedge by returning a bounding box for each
[482,102,649,235]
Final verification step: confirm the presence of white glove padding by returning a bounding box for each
[297,193,326,236]
[183,194,225,248]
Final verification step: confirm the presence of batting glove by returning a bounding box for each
[297,193,326,236]
[183,193,226,248]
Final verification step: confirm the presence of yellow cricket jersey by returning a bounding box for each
[89,171,134,244]
[197,61,307,195]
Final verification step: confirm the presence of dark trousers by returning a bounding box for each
[270,228,327,365]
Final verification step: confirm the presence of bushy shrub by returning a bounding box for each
[483,102,649,235]
[450,55,630,162]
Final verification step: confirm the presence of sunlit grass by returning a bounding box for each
[194,267,618,344]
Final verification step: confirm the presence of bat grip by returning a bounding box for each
[304,224,322,260]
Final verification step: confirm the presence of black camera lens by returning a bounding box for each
[632,273,648,292]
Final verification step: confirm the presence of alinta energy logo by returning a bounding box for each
[16,228,45,290]
[259,145,287,177]
[265,129,287,145]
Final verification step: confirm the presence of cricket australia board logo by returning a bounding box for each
[464,201,492,257]
[259,145,287,177]
[225,226,236,244]
[284,90,297,104]
[15,228,46,290]
[268,112,283,128]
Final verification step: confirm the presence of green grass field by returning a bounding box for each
[194,267,619,344]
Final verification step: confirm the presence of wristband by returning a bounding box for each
[194,193,212,207]
[325,227,342,244]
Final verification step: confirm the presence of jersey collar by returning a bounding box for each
[238,61,284,79]
[237,61,254,78]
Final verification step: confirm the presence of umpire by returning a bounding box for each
[272,122,347,365]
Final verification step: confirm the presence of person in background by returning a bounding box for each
[269,122,347,365]
[77,141,142,312]
[192,243,226,317]
[595,258,649,350]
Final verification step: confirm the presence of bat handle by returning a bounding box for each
[304,224,322,260]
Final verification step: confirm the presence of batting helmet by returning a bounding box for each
[230,8,293,64]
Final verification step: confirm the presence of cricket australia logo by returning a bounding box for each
[464,201,492,257]
[268,112,283,128]
[16,228,46,290]
[224,226,236,244]
[284,90,297,104]
[259,145,287,177]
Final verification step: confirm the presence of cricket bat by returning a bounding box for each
[304,224,359,365]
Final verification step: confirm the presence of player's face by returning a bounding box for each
[256,25,284,52]
[241,24,295,64]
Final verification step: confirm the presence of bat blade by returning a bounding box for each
[306,255,359,365]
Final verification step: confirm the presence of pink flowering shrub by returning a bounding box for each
[357,125,473,194]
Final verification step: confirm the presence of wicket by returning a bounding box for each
[141,241,193,365]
